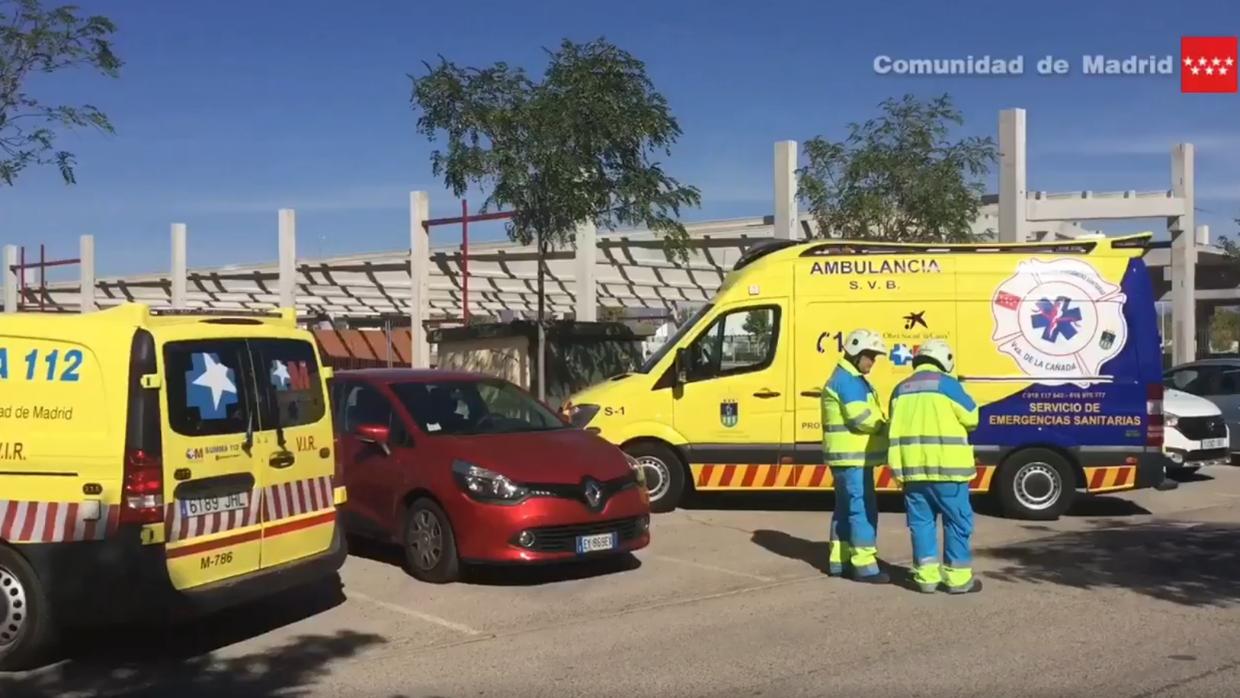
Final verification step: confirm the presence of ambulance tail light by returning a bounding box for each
[121,449,165,524]
[122,328,166,525]
[1146,383,1164,449]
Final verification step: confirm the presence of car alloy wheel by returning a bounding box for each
[409,509,444,571]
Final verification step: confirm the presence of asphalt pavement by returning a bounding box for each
[4,466,1240,697]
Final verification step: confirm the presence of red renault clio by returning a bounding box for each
[330,370,651,582]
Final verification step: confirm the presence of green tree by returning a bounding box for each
[411,38,699,398]
[1216,219,1240,261]
[1209,308,1240,353]
[798,94,997,242]
[1,0,121,185]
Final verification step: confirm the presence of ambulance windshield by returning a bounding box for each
[638,303,713,373]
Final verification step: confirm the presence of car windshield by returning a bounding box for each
[638,303,713,373]
[390,379,567,436]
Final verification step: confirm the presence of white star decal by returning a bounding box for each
[1227,57,1235,67]
[1213,57,1222,66]
[1222,66,1231,76]
[271,360,291,387]
[1184,56,1194,67]
[1199,57,1208,66]
[193,354,237,410]
[1206,66,1215,75]
[1192,66,1201,75]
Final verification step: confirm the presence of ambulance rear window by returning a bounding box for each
[252,339,326,430]
[164,340,254,437]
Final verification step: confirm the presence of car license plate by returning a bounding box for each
[180,491,249,518]
[576,532,617,554]
[1202,438,1227,450]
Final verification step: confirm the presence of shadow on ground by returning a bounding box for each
[978,520,1240,607]
[347,535,641,586]
[748,529,928,593]
[690,490,1153,518]
[0,574,384,698]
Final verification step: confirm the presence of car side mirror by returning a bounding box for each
[674,347,689,385]
[355,423,392,456]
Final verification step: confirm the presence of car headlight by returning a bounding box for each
[563,402,601,428]
[624,452,647,487]
[452,460,528,503]
[1165,414,1179,428]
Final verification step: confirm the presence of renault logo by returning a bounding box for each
[583,479,602,508]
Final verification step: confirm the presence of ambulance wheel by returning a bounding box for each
[995,449,1076,521]
[623,441,686,514]
[402,498,461,584]
[0,545,57,671]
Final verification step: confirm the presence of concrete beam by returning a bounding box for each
[171,223,188,309]
[79,235,96,313]
[409,191,431,368]
[1170,143,1196,364]
[3,245,17,313]
[574,220,598,321]
[773,140,798,240]
[1025,194,1186,221]
[998,108,1028,243]
[278,209,296,310]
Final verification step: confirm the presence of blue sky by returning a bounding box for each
[3,0,1239,279]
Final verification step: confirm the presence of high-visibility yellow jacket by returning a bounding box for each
[821,359,887,467]
[887,365,980,483]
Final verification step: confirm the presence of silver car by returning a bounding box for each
[1163,358,1240,455]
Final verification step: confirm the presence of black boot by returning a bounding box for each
[850,569,890,584]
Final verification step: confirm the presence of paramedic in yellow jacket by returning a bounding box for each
[822,329,890,584]
[887,339,983,595]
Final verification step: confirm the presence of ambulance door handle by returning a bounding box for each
[800,389,823,399]
[269,451,296,469]
[753,390,781,399]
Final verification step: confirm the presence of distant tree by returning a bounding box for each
[0,0,121,186]
[1209,307,1240,353]
[410,38,700,260]
[1216,218,1240,260]
[798,94,997,242]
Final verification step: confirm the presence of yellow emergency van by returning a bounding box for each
[565,233,1170,518]
[0,303,346,669]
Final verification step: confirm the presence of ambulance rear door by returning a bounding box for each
[160,337,265,589]
[249,338,336,570]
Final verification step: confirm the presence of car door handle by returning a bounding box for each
[800,389,823,398]
[269,451,295,469]
[752,390,781,399]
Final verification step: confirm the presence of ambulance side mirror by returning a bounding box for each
[674,347,689,385]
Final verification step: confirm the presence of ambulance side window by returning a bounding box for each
[164,340,254,437]
[685,306,780,381]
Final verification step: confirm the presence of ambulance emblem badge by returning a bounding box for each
[720,400,739,428]
[991,258,1128,387]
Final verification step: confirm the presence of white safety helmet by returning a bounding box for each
[843,329,888,358]
[915,339,955,373]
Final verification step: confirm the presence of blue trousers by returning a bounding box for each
[903,481,975,590]
[828,466,879,577]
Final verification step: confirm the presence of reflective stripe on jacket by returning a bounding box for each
[887,365,980,483]
[821,359,887,467]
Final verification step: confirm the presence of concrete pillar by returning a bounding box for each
[773,140,798,239]
[409,191,431,368]
[574,220,598,322]
[998,108,1028,243]
[278,209,296,311]
[3,245,17,313]
[171,223,188,309]
[1170,143,1196,364]
[79,235,96,312]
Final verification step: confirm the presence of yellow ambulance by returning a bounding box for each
[0,303,346,669]
[565,233,1170,518]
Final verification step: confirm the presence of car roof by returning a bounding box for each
[335,368,498,384]
[1169,358,1240,369]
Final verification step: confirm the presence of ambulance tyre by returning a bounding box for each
[0,545,57,671]
[623,441,686,514]
[402,498,461,584]
[995,449,1076,521]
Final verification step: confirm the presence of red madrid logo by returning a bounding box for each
[1181,36,1238,93]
